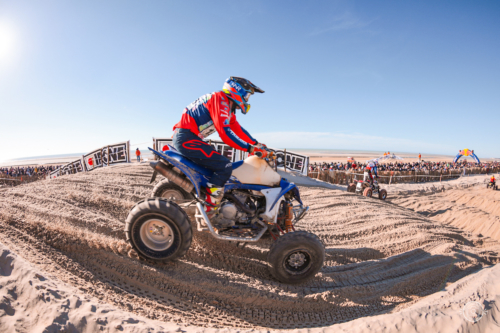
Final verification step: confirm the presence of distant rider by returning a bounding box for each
[364,160,379,186]
[491,175,496,186]
[172,77,268,205]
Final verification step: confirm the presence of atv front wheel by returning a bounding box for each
[363,188,373,197]
[379,189,387,200]
[125,198,192,262]
[267,231,324,284]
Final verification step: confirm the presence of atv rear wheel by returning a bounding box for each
[347,183,356,193]
[125,198,192,262]
[152,179,193,203]
[379,189,387,200]
[363,188,373,197]
[267,231,325,284]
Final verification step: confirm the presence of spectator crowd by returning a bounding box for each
[309,160,500,173]
[0,165,62,178]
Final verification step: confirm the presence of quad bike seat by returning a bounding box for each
[157,145,244,177]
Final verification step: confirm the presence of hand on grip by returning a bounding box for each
[248,145,269,159]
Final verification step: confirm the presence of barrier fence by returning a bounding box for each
[48,141,131,179]
[0,174,48,187]
[307,167,500,185]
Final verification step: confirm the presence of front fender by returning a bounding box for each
[269,178,303,211]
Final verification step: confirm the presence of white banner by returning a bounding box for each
[153,138,309,175]
[50,141,130,180]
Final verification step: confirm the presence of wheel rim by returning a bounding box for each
[140,219,174,251]
[160,189,184,201]
[283,249,312,275]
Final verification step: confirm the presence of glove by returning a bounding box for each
[248,145,268,158]
[256,142,267,149]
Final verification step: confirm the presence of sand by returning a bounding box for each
[1,163,499,332]
[392,186,500,242]
[0,244,181,333]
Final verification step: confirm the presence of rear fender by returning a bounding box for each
[149,148,207,196]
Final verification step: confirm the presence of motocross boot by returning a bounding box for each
[204,183,225,211]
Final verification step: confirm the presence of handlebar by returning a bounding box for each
[249,145,274,159]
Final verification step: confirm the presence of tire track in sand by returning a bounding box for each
[0,164,499,329]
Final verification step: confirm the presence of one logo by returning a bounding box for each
[88,157,93,166]
[182,140,221,158]
[223,118,230,126]
[461,301,487,323]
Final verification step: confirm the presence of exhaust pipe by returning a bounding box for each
[150,161,194,193]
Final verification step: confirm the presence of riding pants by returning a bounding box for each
[172,128,232,187]
[364,170,374,185]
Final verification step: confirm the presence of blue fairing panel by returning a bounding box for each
[149,148,210,196]
[231,160,244,170]
[224,183,270,192]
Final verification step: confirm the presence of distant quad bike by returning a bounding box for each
[347,179,387,200]
[125,145,324,284]
[487,181,497,190]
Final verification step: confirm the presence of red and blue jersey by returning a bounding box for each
[173,91,257,151]
[365,162,378,176]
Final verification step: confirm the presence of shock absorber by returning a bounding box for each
[284,203,294,233]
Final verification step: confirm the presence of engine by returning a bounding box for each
[211,191,258,228]
[212,201,250,228]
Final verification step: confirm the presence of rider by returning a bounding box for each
[491,175,496,186]
[364,160,379,186]
[172,77,268,204]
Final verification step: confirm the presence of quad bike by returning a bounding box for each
[347,179,387,200]
[487,181,497,190]
[125,145,324,284]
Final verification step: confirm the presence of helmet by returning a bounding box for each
[222,76,264,114]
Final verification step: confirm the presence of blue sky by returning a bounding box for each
[0,0,499,162]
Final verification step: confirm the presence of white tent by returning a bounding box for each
[379,154,404,161]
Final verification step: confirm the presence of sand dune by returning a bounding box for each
[392,186,500,241]
[0,244,181,333]
[0,164,499,331]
